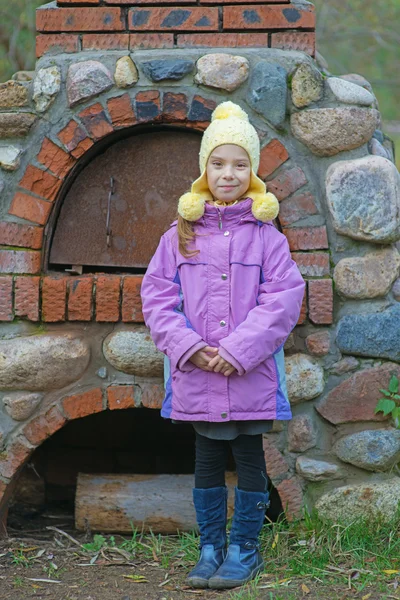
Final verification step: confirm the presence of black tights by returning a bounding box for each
[194,432,268,492]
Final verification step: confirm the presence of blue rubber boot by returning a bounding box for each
[186,487,228,589]
[208,487,269,589]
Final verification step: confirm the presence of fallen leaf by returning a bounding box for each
[383,570,400,575]
[123,574,148,582]
[362,594,372,600]
[301,583,310,595]
[272,533,279,549]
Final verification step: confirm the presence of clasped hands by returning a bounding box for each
[189,346,236,377]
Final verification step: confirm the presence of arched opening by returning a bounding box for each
[7,409,283,533]
[46,126,202,274]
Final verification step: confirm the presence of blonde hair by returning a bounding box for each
[177,214,200,258]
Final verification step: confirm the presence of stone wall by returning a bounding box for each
[0,0,400,529]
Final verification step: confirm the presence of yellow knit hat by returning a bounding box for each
[178,101,279,222]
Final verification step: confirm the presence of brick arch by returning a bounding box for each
[0,382,303,533]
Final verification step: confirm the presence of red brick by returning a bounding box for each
[136,90,161,123]
[0,221,43,250]
[279,192,318,226]
[177,33,269,47]
[283,226,328,251]
[57,119,94,159]
[9,193,52,225]
[23,406,66,446]
[308,279,333,325]
[188,95,216,122]
[107,385,136,410]
[37,138,76,178]
[58,0,99,4]
[291,252,330,277]
[140,383,164,409]
[95,275,120,322]
[82,33,129,50]
[0,438,32,479]
[0,250,41,275]
[258,139,289,180]
[36,33,79,57]
[266,166,307,201]
[128,7,218,31]
[223,4,315,30]
[14,276,40,321]
[162,92,188,123]
[271,31,315,56]
[122,275,144,322]
[19,165,62,202]
[306,330,330,356]
[78,103,114,141]
[129,33,174,49]
[36,6,124,32]
[276,477,304,521]
[42,276,67,322]
[0,277,13,321]
[297,287,307,325]
[109,0,191,3]
[107,94,136,128]
[262,436,289,482]
[62,388,104,420]
[71,138,94,159]
[68,277,93,321]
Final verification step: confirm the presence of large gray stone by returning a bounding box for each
[291,62,323,108]
[67,60,114,107]
[327,77,374,106]
[103,329,163,377]
[3,392,43,421]
[333,429,400,472]
[0,113,36,138]
[246,61,287,128]
[0,145,22,171]
[0,336,90,391]
[291,107,379,156]
[285,354,324,404]
[114,56,139,88]
[336,305,400,362]
[296,457,340,481]
[142,59,193,82]
[316,479,400,523]
[33,66,61,112]
[326,156,400,243]
[334,248,400,299]
[194,54,249,92]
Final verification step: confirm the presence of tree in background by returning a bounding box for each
[0,0,42,78]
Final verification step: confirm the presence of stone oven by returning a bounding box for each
[0,0,400,533]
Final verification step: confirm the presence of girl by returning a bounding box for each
[140,102,305,589]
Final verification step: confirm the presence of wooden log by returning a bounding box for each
[75,473,237,534]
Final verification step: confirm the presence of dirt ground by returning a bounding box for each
[0,513,398,600]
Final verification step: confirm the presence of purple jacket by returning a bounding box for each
[140,197,305,423]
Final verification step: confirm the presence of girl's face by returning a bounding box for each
[206,144,251,204]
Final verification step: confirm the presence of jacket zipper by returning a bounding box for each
[217,208,222,230]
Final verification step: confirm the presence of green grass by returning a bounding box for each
[76,511,400,598]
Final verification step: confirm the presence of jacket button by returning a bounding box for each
[224,231,230,236]
[220,320,226,326]
[221,274,227,280]
[221,412,227,418]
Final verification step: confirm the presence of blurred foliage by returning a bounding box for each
[313,0,400,121]
[0,0,42,79]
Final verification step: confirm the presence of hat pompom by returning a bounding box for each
[251,192,280,222]
[212,101,249,123]
[178,192,206,222]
